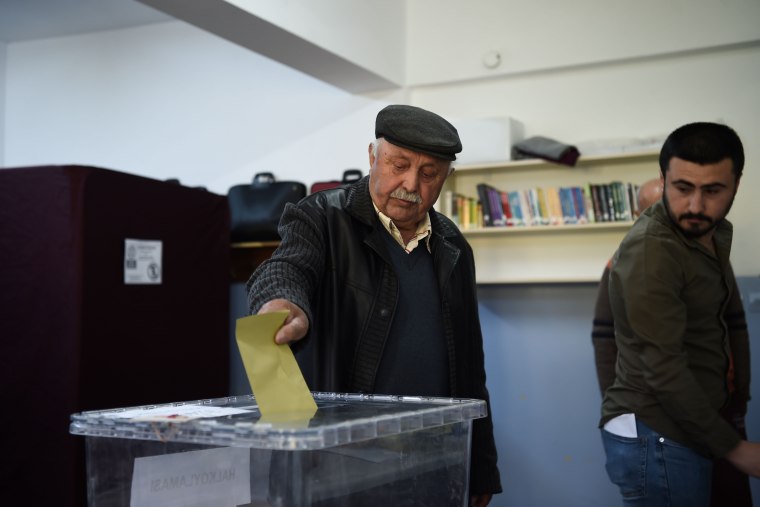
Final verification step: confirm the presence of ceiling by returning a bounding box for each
[0,0,396,92]
[0,0,173,43]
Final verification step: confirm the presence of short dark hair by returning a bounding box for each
[659,122,744,178]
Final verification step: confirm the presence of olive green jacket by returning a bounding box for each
[600,200,750,458]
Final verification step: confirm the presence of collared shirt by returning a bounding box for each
[373,202,432,253]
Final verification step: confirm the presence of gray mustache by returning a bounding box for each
[390,189,422,204]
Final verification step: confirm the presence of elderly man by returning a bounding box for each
[246,105,502,506]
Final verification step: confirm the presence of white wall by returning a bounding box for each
[3,3,759,275]
[410,44,760,276]
[406,0,760,85]
[3,21,397,193]
[401,0,760,276]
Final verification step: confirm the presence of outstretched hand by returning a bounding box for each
[257,299,309,345]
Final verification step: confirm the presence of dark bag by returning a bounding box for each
[227,172,306,242]
[512,136,581,167]
[310,169,363,194]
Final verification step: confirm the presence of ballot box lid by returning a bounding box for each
[70,392,486,450]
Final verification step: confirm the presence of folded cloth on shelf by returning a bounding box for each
[512,136,581,166]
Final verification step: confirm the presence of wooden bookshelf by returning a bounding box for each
[439,151,661,283]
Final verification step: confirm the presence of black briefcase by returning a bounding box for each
[227,172,306,242]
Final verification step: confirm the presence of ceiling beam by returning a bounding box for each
[139,0,400,94]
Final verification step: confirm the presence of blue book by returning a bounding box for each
[487,186,505,226]
[571,186,588,223]
[507,191,524,226]
[559,187,577,224]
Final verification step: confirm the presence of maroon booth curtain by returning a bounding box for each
[0,165,230,506]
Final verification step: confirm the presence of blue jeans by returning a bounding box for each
[601,418,713,507]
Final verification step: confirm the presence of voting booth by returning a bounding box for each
[0,165,230,507]
[70,393,485,506]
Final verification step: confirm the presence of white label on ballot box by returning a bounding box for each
[124,238,163,285]
[130,447,251,507]
[103,404,251,421]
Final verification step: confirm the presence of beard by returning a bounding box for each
[662,191,735,239]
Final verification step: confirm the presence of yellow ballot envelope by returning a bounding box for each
[235,312,317,420]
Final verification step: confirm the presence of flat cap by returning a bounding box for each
[375,105,462,161]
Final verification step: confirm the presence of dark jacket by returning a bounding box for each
[247,176,502,495]
[600,200,750,458]
[593,262,750,404]
[591,260,617,395]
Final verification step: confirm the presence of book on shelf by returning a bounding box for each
[454,193,471,228]
[443,190,454,219]
[610,181,630,221]
[545,186,563,226]
[450,192,460,225]
[475,183,493,227]
[588,185,598,221]
[453,193,461,225]
[461,194,470,227]
[571,186,588,224]
[583,183,596,224]
[446,192,480,229]
[476,183,511,227]
[558,187,577,224]
[614,182,627,221]
[610,181,622,221]
[465,194,473,228]
[522,189,538,226]
[488,186,506,226]
[535,188,551,226]
[604,184,616,222]
[446,179,642,230]
[500,191,515,226]
[590,184,607,222]
[508,191,524,226]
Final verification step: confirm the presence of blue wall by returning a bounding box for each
[478,283,618,506]
[479,279,760,507]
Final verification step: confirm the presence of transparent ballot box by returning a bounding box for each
[70,392,486,506]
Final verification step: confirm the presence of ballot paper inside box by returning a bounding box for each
[70,392,486,507]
